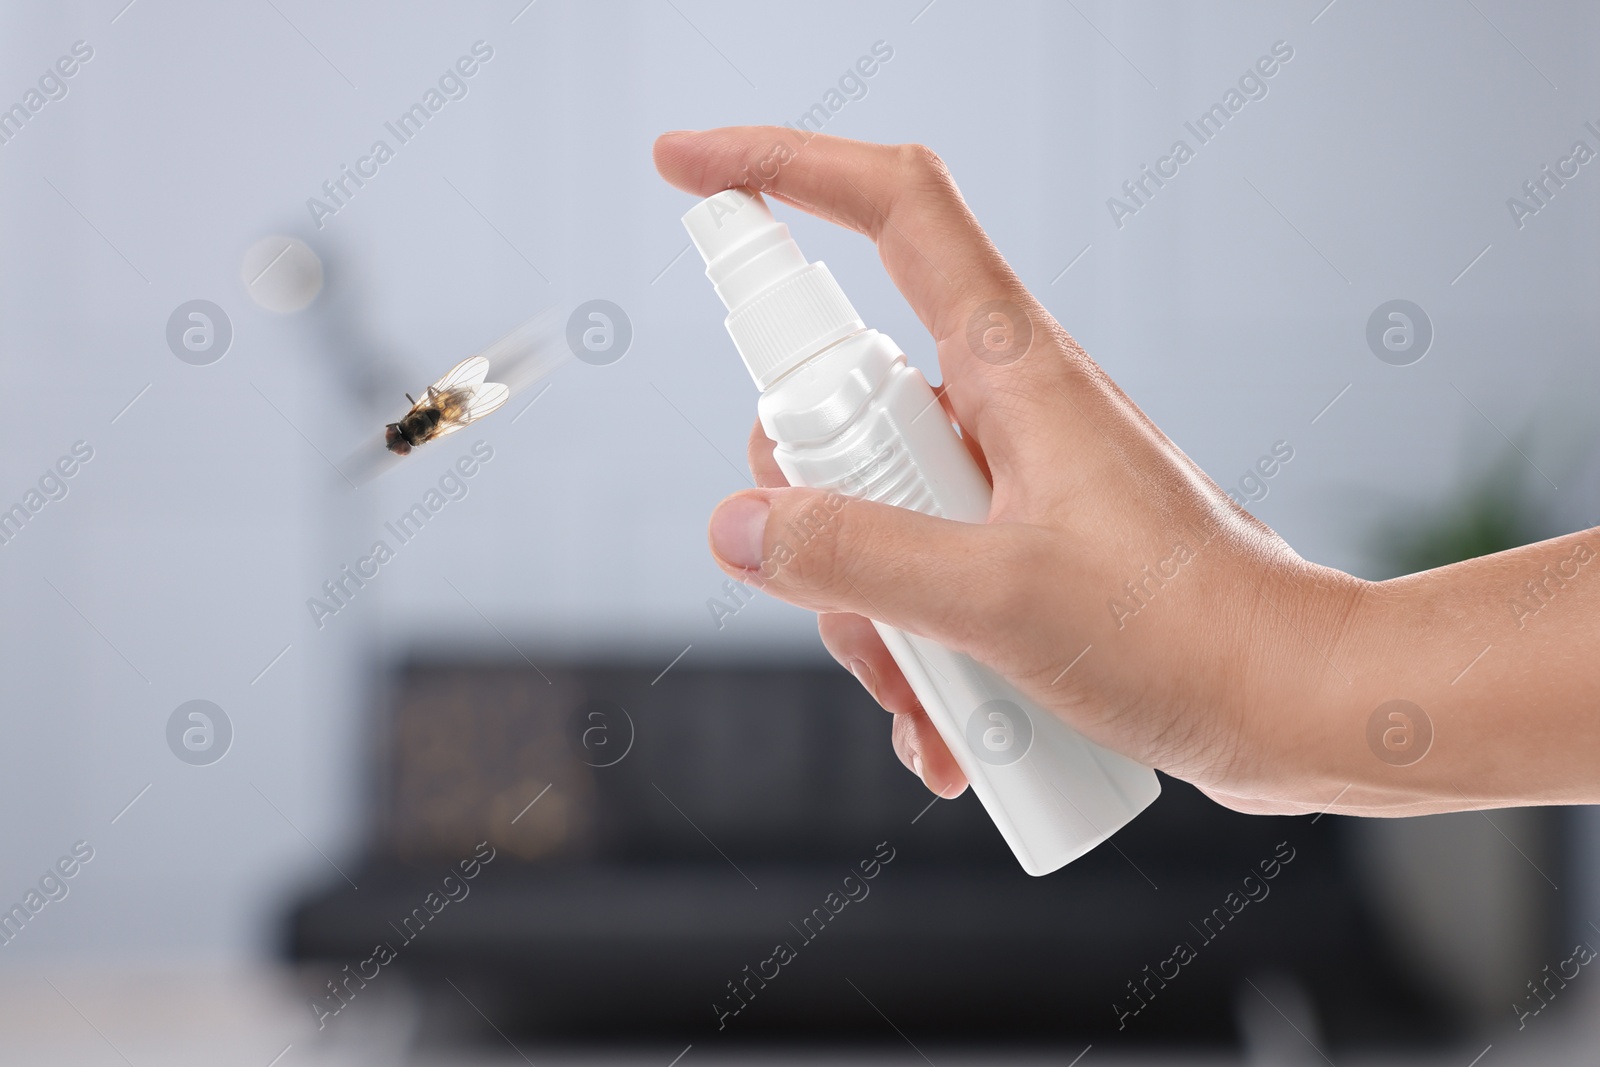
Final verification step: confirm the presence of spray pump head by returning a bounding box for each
[681,188,864,389]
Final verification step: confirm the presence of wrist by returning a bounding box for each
[1228,559,1386,811]
[1280,559,1516,819]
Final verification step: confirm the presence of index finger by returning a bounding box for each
[654,127,1061,451]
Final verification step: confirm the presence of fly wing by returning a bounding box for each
[469,309,568,395]
[433,381,510,437]
[430,355,491,394]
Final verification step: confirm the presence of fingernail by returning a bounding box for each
[847,659,878,700]
[659,129,697,139]
[910,752,924,782]
[709,495,768,570]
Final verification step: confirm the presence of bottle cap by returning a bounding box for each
[682,189,864,389]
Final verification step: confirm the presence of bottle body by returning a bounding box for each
[759,328,1160,876]
[679,186,1159,875]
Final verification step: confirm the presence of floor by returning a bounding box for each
[4,966,1596,1066]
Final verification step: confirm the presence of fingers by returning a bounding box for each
[818,612,966,798]
[706,486,1049,660]
[747,419,785,488]
[758,418,971,798]
[894,709,968,799]
[654,127,1069,458]
[818,611,920,715]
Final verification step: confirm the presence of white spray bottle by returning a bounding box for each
[682,188,1160,876]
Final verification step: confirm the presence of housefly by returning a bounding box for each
[384,355,510,455]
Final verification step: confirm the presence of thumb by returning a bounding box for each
[707,488,1034,656]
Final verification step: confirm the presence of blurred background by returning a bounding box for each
[2,0,1599,1063]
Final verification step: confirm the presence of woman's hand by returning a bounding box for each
[654,126,1600,818]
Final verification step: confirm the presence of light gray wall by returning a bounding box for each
[1,0,1596,965]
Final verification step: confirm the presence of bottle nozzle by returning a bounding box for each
[682,190,774,268]
[681,189,808,311]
